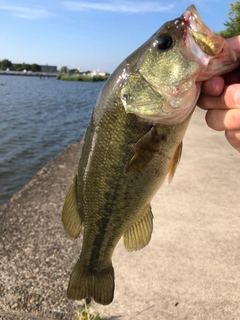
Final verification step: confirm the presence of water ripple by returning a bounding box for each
[0,75,104,203]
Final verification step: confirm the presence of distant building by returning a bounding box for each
[90,70,106,76]
[39,65,57,73]
[98,72,106,76]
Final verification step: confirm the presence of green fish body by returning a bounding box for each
[62,5,239,305]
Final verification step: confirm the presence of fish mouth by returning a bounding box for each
[182,4,224,62]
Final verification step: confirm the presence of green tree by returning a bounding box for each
[12,63,21,71]
[69,68,79,74]
[16,65,25,71]
[22,63,31,71]
[1,59,12,70]
[60,66,68,73]
[31,64,41,72]
[217,1,240,38]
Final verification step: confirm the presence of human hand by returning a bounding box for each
[197,36,240,152]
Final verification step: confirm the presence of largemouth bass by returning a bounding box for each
[62,5,239,305]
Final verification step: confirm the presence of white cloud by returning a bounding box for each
[0,5,54,19]
[62,1,174,13]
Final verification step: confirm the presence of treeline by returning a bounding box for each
[56,74,109,82]
[217,1,240,38]
[0,59,41,72]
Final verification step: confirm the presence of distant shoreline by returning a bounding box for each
[0,71,57,77]
[56,74,109,82]
[0,71,109,82]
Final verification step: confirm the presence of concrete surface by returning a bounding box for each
[1,108,240,319]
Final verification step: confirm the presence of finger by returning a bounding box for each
[201,76,224,96]
[198,84,240,110]
[205,109,240,131]
[197,92,225,111]
[227,36,240,55]
[225,130,240,152]
[223,68,240,85]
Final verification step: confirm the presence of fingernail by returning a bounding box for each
[233,89,240,104]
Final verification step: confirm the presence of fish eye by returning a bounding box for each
[154,34,173,50]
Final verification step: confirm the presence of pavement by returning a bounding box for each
[1,107,240,320]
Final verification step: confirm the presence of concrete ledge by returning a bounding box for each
[0,142,84,319]
[1,108,240,319]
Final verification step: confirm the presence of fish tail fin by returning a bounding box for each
[67,259,115,305]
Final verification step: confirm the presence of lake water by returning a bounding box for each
[0,75,104,204]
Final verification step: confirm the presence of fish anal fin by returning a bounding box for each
[168,141,182,183]
[62,174,83,239]
[67,260,115,305]
[123,205,153,252]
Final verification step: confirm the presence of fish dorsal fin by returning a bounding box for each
[168,141,182,183]
[62,174,83,239]
[123,205,153,251]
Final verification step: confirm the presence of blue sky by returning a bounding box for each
[0,0,232,73]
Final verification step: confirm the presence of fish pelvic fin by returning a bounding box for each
[67,260,115,305]
[62,174,83,239]
[123,205,153,251]
[168,141,182,184]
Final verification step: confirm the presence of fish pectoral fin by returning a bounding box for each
[67,260,115,305]
[168,141,182,183]
[125,126,162,174]
[62,174,83,239]
[123,205,153,252]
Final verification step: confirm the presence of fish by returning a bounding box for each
[62,4,239,305]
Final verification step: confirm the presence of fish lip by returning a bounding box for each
[182,4,210,33]
[182,4,224,57]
